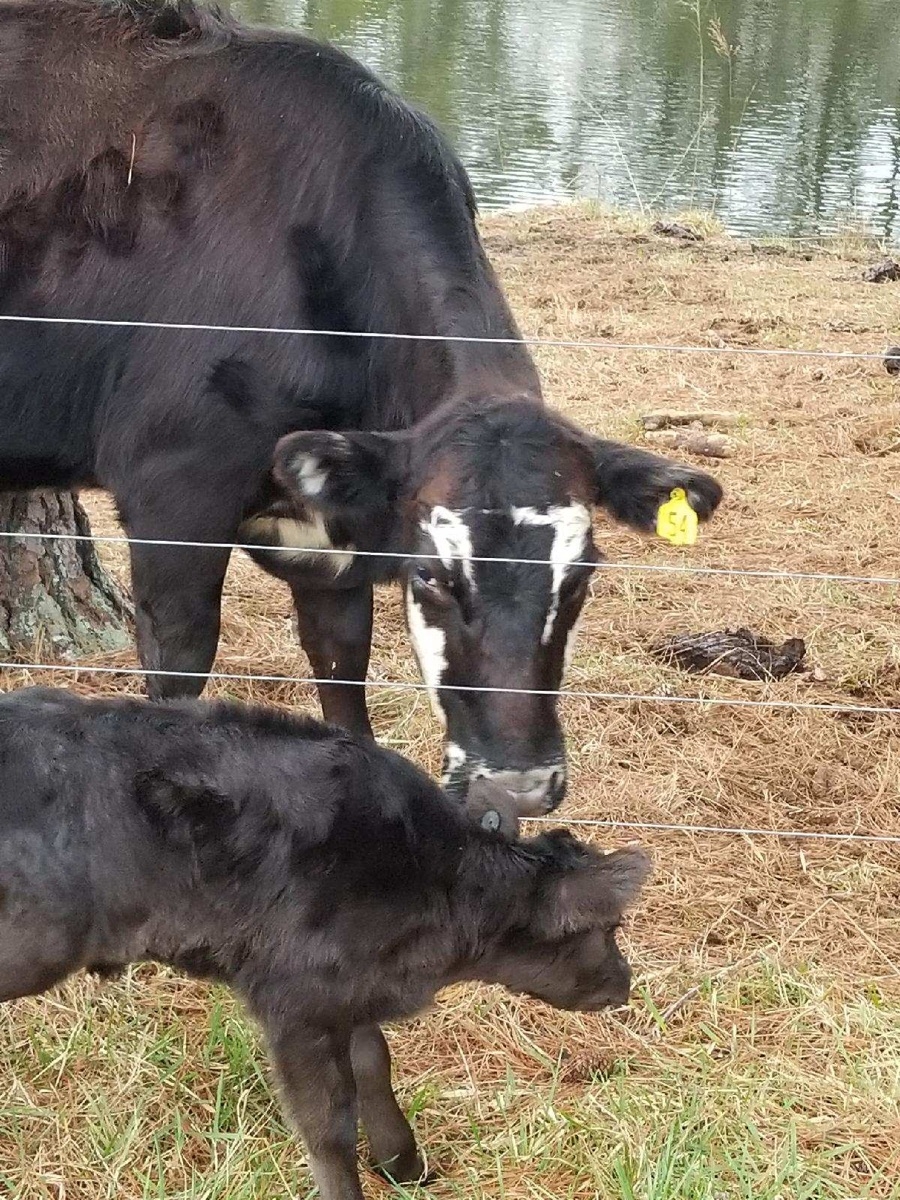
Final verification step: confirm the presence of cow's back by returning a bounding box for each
[0,0,534,494]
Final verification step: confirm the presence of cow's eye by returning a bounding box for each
[411,565,465,608]
[411,565,448,598]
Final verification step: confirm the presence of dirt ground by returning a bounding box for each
[2,206,899,1198]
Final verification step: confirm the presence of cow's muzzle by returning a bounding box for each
[472,764,567,815]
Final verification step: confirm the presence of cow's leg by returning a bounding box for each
[267,1022,364,1200]
[113,472,242,699]
[350,1025,425,1184]
[126,536,231,698]
[290,583,374,737]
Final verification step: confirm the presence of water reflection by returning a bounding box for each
[233,0,900,238]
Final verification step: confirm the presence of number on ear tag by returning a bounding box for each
[656,487,699,546]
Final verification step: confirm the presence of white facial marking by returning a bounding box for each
[239,515,355,576]
[511,504,592,645]
[420,506,475,584]
[442,741,468,784]
[405,584,448,726]
[295,454,327,497]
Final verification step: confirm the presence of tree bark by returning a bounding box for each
[0,491,133,663]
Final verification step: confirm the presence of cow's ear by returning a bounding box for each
[273,430,409,514]
[465,778,521,841]
[590,437,723,532]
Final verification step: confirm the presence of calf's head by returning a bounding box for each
[273,399,722,813]
[485,831,651,1011]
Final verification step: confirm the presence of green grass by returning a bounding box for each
[2,960,897,1199]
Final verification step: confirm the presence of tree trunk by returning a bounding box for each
[0,491,133,664]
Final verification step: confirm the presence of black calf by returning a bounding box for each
[0,687,649,1200]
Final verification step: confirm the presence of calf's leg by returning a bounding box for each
[351,1025,425,1183]
[266,1021,365,1200]
[290,583,374,737]
[0,914,84,1002]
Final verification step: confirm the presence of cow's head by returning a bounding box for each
[272,398,722,813]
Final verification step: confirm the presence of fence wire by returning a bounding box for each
[1,529,898,589]
[1,305,897,851]
[0,659,896,847]
[0,311,895,361]
[1,658,897,717]
[524,815,900,846]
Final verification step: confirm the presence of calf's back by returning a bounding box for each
[0,688,471,1014]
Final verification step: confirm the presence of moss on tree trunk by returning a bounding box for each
[0,491,132,663]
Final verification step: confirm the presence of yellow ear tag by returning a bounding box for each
[656,487,699,547]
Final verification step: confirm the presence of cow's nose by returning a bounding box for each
[478,765,566,815]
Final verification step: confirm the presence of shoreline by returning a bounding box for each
[479,197,900,248]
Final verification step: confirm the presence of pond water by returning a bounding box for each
[233,0,900,239]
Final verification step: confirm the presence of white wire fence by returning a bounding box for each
[0,307,898,851]
[0,310,897,361]
[2,522,899,851]
[1,656,897,846]
[1,529,899,588]
[1,655,898,718]
[524,816,900,846]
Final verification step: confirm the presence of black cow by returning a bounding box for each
[0,686,650,1200]
[0,0,723,811]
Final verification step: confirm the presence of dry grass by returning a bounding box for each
[2,204,900,1198]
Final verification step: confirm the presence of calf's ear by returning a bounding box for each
[273,430,410,515]
[534,845,652,938]
[601,846,653,909]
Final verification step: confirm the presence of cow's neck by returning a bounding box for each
[366,302,542,431]
[363,185,542,428]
